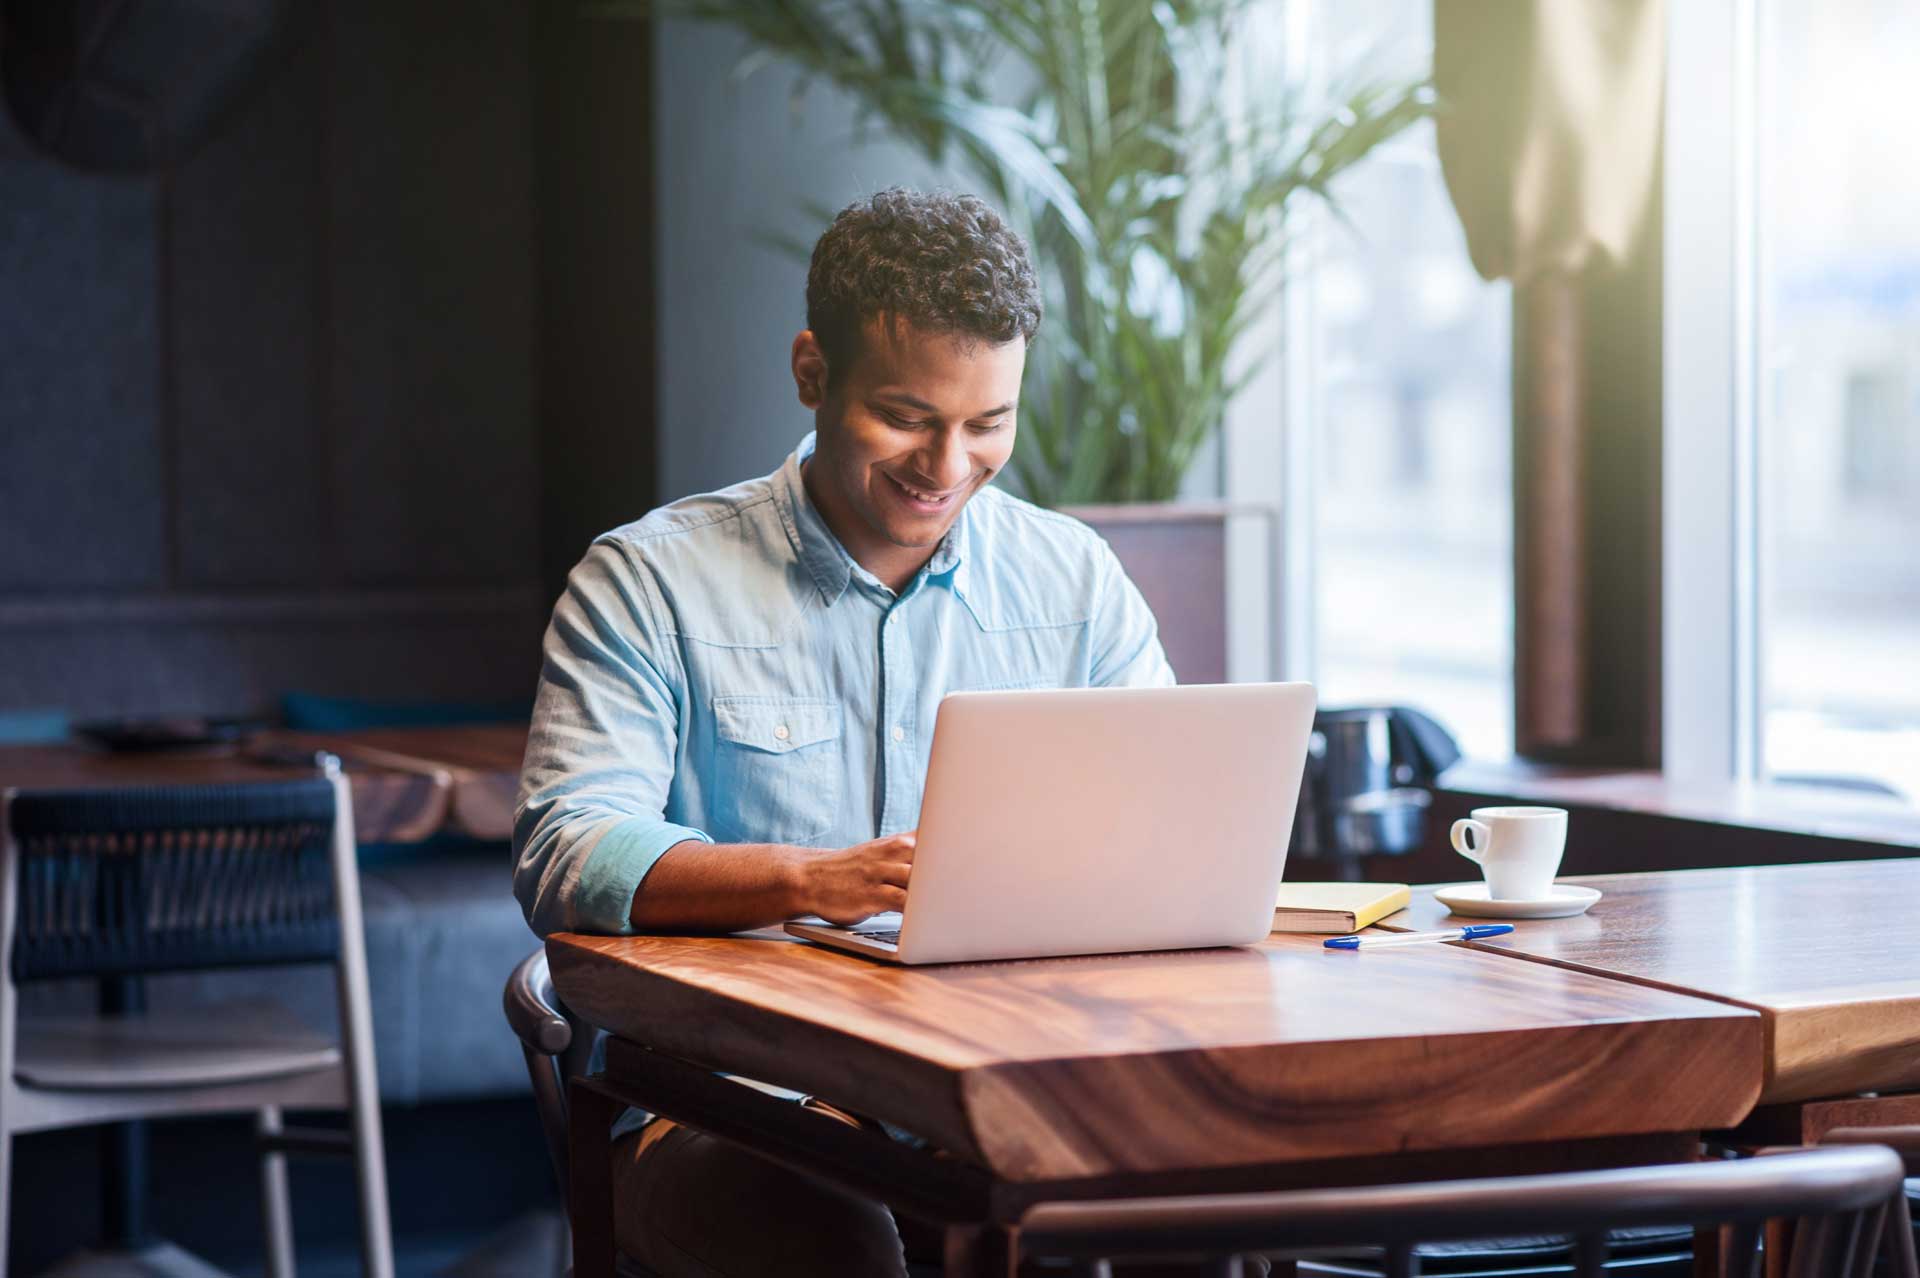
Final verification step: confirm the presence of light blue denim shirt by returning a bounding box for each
[513,432,1175,938]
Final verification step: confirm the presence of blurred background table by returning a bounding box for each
[262,723,528,841]
[0,723,528,844]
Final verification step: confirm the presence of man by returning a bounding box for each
[514,188,1174,1276]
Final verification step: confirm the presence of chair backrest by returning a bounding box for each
[1017,1145,1909,1278]
[504,948,590,1199]
[1820,1127,1920,1278]
[505,947,573,1056]
[4,774,344,984]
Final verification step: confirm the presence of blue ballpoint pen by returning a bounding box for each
[1323,924,1514,950]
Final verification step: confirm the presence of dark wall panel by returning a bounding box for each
[170,33,331,587]
[328,0,538,588]
[0,594,544,720]
[0,127,166,590]
[0,2,566,719]
[535,5,658,600]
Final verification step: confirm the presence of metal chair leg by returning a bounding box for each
[341,1004,394,1278]
[258,1105,297,1278]
[0,1125,12,1273]
[329,770,394,1278]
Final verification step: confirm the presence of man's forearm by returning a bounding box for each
[627,831,915,933]
[627,839,805,933]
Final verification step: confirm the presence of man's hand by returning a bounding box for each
[628,833,914,934]
[788,832,915,925]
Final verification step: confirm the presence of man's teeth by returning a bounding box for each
[897,479,952,504]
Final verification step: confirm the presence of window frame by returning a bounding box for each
[1236,0,1898,791]
[1224,0,1518,737]
[1663,0,1764,785]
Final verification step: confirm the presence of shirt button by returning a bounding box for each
[773,724,790,742]
[890,726,906,743]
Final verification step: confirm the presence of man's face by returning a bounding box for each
[795,316,1024,559]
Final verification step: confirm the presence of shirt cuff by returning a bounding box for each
[576,817,713,934]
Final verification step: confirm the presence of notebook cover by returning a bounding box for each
[1271,882,1412,933]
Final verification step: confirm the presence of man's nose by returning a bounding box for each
[920,428,972,491]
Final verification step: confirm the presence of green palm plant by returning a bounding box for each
[613,0,1431,506]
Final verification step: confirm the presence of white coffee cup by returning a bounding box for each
[1449,806,1568,901]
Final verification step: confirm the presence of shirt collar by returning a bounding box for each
[774,434,853,604]
[773,432,972,605]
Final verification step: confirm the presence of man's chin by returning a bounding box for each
[881,521,952,550]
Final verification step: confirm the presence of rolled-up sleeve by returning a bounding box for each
[513,538,711,938]
[1089,543,1178,688]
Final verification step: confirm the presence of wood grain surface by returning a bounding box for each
[1719,1091,1920,1149]
[1387,860,1920,1101]
[0,740,448,843]
[547,929,1762,1182]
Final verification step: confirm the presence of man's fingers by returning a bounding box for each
[876,885,907,911]
[879,860,912,888]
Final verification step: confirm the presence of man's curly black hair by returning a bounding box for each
[806,188,1042,389]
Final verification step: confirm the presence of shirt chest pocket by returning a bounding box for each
[709,697,843,846]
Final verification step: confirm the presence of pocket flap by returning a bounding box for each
[712,697,841,753]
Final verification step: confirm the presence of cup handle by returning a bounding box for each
[1451,818,1491,864]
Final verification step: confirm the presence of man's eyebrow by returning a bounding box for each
[871,390,1015,418]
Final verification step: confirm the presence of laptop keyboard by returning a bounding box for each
[858,929,902,947]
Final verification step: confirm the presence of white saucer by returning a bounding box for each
[1432,882,1602,920]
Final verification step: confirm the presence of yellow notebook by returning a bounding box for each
[1271,882,1411,934]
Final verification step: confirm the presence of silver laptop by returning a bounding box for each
[785,682,1316,964]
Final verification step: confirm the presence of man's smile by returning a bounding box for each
[883,471,967,512]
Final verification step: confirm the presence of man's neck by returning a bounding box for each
[800,459,936,594]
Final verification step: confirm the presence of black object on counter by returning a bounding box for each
[1291,705,1462,877]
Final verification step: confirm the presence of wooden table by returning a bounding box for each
[549,928,1764,1275]
[0,724,527,844]
[1387,860,1920,1277]
[1387,860,1920,1108]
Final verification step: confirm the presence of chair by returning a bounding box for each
[504,949,647,1278]
[1816,1126,1920,1277]
[0,761,394,1277]
[1016,1145,1908,1278]
[503,949,594,1210]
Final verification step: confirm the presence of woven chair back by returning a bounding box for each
[6,778,342,982]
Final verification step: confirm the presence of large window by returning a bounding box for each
[1304,0,1515,759]
[1669,0,1920,798]
[1756,0,1920,798]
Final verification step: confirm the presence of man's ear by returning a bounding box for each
[791,331,830,409]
